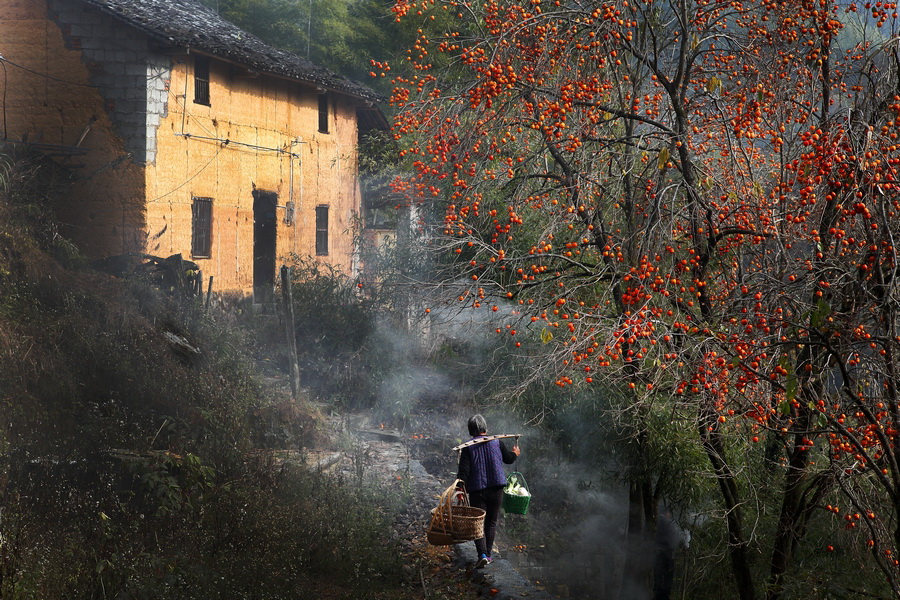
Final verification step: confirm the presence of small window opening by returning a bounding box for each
[315,205,329,255]
[318,93,329,134]
[191,196,213,257]
[194,56,210,106]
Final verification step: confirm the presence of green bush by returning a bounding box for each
[285,257,385,410]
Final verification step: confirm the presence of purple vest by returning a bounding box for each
[466,438,507,491]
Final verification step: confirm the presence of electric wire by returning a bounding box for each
[147,144,224,203]
[175,132,300,156]
[0,55,97,88]
[167,62,302,156]
[1,59,7,139]
[0,54,170,87]
[1,54,305,203]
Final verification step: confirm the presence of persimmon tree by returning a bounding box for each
[389,0,900,597]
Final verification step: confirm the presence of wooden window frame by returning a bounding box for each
[194,56,210,106]
[191,196,213,258]
[318,93,329,134]
[315,205,329,256]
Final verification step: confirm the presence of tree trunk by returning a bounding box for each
[766,441,809,600]
[620,480,654,600]
[699,410,757,600]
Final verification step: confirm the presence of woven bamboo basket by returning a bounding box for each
[448,504,486,542]
[426,480,485,545]
[426,511,455,546]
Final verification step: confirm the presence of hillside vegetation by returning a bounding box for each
[0,146,412,599]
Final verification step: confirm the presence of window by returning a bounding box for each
[318,93,329,134]
[191,196,213,257]
[194,56,210,106]
[315,205,328,255]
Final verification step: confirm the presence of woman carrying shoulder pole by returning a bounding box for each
[456,414,520,568]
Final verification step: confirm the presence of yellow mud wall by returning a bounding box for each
[0,0,146,256]
[148,57,362,295]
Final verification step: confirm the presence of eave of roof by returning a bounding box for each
[76,0,384,103]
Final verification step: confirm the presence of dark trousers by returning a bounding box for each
[469,485,504,557]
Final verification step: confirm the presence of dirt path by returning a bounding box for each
[333,424,558,600]
[256,364,559,599]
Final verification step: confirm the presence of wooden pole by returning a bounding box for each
[205,275,214,312]
[451,434,522,453]
[280,265,301,398]
[174,254,186,295]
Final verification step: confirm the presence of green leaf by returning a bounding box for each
[541,328,553,344]
[817,412,828,428]
[785,373,797,402]
[811,298,831,329]
[779,400,791,416]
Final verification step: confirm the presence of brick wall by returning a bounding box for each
[49,0,169,164]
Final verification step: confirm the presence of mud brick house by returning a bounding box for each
[0,0,385,300]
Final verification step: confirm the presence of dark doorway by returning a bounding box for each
[253,190,277,304]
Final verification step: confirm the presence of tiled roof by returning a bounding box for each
[78,0,382,102]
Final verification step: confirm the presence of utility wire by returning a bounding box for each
[167,68,217,140]
[175,132,301,156]
[147,144,224,203]
[1,59,7,139]
[1,54,304,201]
[0,55,97,88]
[0,55,177,89]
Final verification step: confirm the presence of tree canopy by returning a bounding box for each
[200,0,423,91]
[389,0,900,597]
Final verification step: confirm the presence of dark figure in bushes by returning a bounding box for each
[654,504,686,600]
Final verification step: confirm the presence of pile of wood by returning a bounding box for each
[93,252,211,301]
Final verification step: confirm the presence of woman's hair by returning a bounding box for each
[468,414,488,437]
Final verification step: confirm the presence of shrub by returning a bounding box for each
[285,256,385,410]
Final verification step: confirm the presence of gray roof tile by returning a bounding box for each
[78,0,382,102]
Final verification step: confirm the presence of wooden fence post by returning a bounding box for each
[205,276,214,312]
[280,265,301,398]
